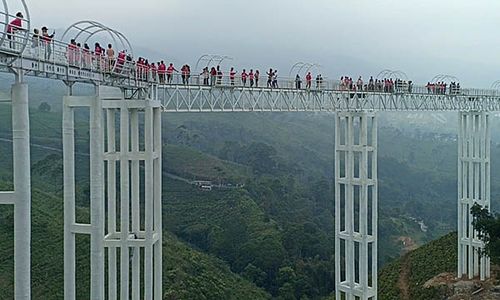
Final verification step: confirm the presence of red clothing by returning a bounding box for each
[167,65,175,74]
[7,18,22,33]
[241,72,248,79]
[230,70,236,79]
[249,72,254,80]
[158,63,166,73]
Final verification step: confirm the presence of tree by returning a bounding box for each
[38,102,51,112]
[471,203,500,264]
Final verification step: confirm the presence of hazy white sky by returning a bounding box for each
[15,0,500,86]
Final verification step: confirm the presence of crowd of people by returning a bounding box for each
[426,82,461,95]
[338,76,414,93]
[5,12,465,96]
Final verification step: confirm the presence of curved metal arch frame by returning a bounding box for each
[304,63,322,75]
[376,69,408,80]
[1,0,31,66]
[62,20,134,58]
[195,54,211,71]
[289,62,305,77]
[490,80,500,90]
[205,54,232,68]
[296,63,321,76]
[431,74,460,83]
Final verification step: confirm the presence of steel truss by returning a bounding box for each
[458,111,491,280]
[63,86,162,299]
[335,112,378,300]
[159,85,500,112]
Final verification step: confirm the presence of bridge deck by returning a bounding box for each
[0,31,499,112]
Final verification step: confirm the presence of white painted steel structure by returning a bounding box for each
[457,112,491,281]
[62,86,163,300]
[0,73,32,300]
[335,112,377,300]
[0,1,497,299]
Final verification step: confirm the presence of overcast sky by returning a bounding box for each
[16,0,500,87]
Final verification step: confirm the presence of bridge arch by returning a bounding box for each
[0,0,30,65]
[430,74,460,83]
[61,20,134,58]
[376,69,408,80]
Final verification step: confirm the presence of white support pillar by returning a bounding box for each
[335,111,377,300]
[11,74,31,300]
[90,87,105,300]
[458,111,490,280]
[64,86,163,299]
[63,84,76,300]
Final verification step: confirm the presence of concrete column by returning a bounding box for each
[458,111,490,280]
[335,111,377,300]
[12,76,31,300]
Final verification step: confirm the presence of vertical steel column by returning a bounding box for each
[12,74,31,300]
[119,102,130,300]
[130,108,140,300]
[106,108,117,300]
[458,111,490,280]
[153,104,163,300]
[335,111,377,300]
[90,88,105,300]
[63,84,76,300]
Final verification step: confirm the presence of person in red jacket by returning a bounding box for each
[241,69,248,86]
[166,63,178,83]
[7,12,25,49]
[249,69,254,87]
[229,67,236,85]
[158,61,166,83]
[305,72,312,89]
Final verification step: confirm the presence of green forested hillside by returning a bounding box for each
[0,172,270,300]
[379,232,457,300]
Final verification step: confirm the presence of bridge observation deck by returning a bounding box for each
[0,24,499,113]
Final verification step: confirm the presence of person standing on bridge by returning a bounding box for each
[67,39,78,66]
[266,69,273,88]
[41,27,55,60]
[210,67,216,85]
[150,62,157,82]
[200,67,209,85]
[241,69,248,86]
[7,12,25,49]
[82,43,91,69]
[272,70,278,88]
[305,72,312,89]
[107,44,115,72]
[249,69,254,87]
[255,70,260,87]
[94,42,104,71]
[167,63,178,83]
[30,28,40,56]
[229,67,236,85]
[295,74,302,89]
[158,61,166,84]
[216,65,223,85]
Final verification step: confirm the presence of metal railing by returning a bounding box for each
[0,20,500,98]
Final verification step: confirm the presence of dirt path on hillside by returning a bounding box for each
[398,254,411,300]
